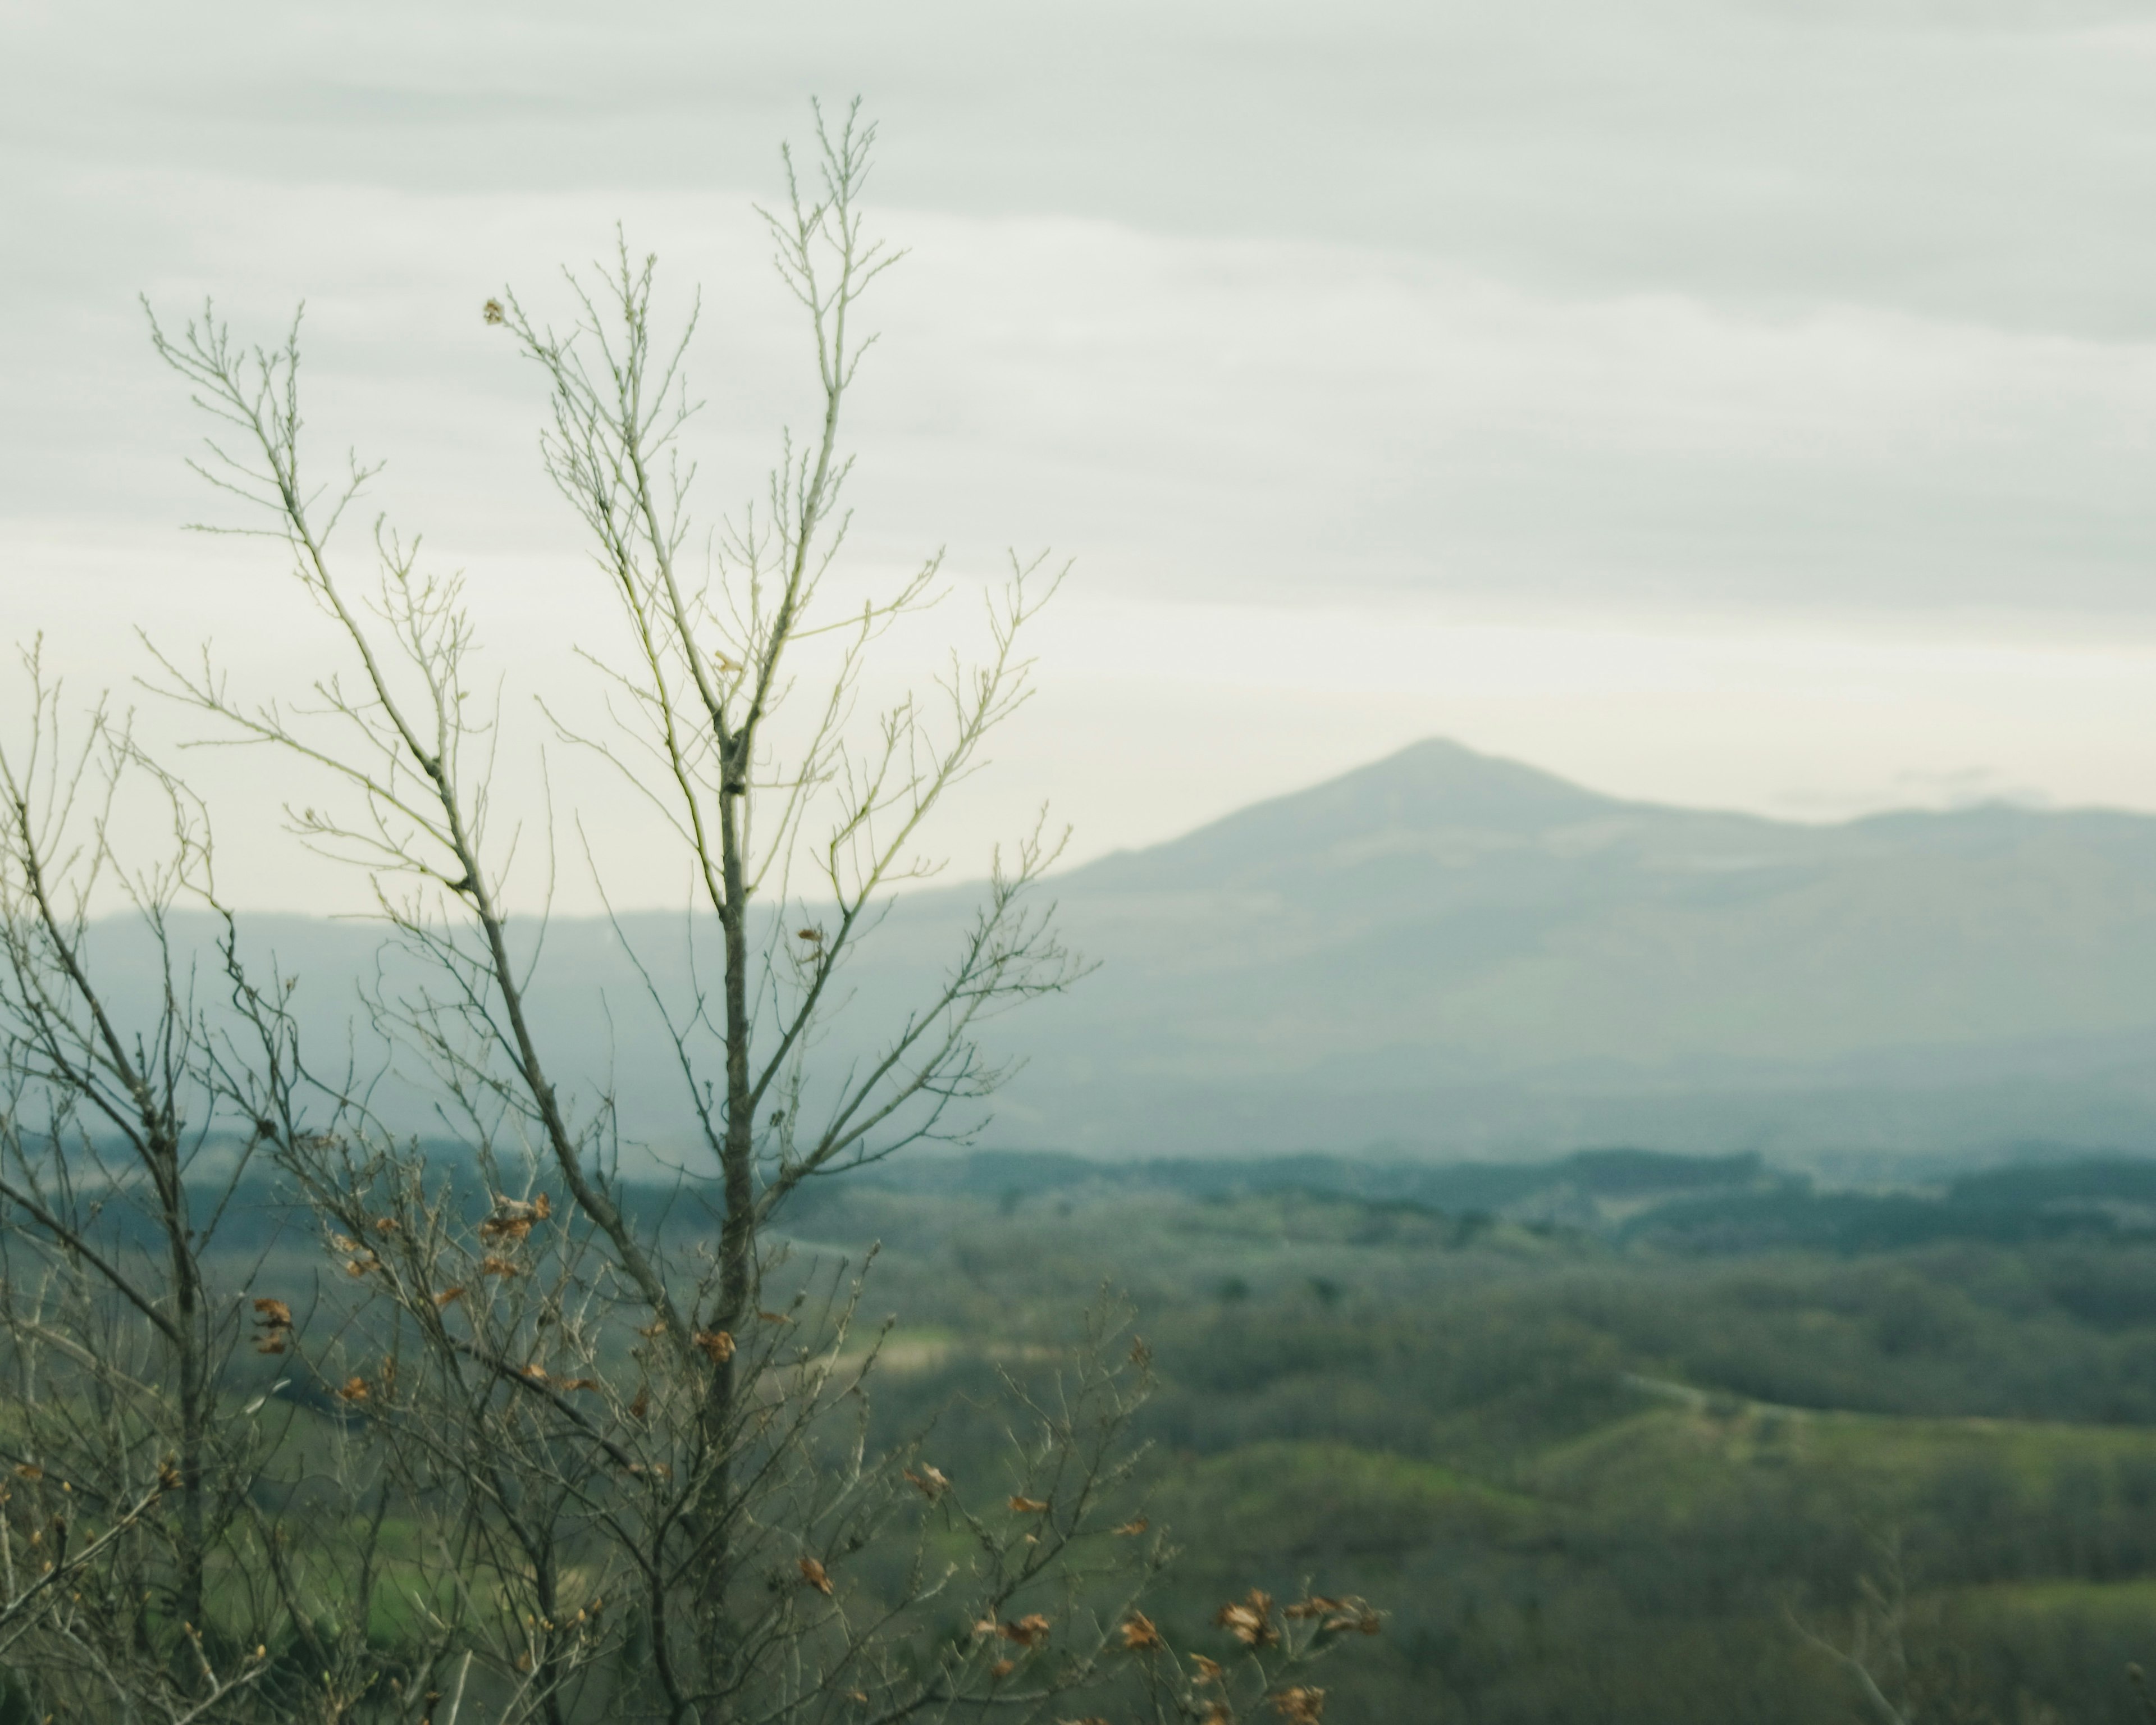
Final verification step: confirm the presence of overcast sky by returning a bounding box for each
[7,0,2156,909]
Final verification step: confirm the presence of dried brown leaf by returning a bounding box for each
[1120,1612,1164,1651]
[1007,1495,1049,1514]
[1269,1687,1325,1724]
[1217,1591,1278,1648]
[694,1330,736,1363]
[1283,1596,1343,1621]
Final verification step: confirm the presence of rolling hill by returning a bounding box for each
[70,739,2156,1171]
[971,739,2156,1163]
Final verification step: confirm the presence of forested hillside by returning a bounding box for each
[779,1149,2156,1722]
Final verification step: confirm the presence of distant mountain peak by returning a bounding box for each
[1182,736,1626,839]
[1069,738,1636,891]
[1322,738,1628,822]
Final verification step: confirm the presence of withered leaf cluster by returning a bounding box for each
[1217,1590,1280,1648]
[1284,1595,1382,1637]
[693,1330,736,1364]
[252,1297,292,1356]
[480,1192,551,1244]
[976,1613,1050,1650]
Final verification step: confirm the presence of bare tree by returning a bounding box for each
[0,103,1385,1725]
[118,103,1170,1725]
[0,655,413,1723]
[1787,1532,2005,1725]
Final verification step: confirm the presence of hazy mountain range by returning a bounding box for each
[75,740,2156,1174]
[983,739,2156,1170]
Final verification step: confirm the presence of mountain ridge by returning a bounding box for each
[58,738,2156,1172]
[1052,739,2150,918]
[984,739,2156,1160]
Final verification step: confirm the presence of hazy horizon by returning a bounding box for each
[66,734,2156,1171]
[8,2,2156,912]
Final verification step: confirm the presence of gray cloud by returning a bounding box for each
[8,0,2156,911]
[15,1,2155,323]
[7,0,2156,623]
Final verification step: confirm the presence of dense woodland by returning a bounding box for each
[775,1148,2156,1724]
[19,1146,2156,1721]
